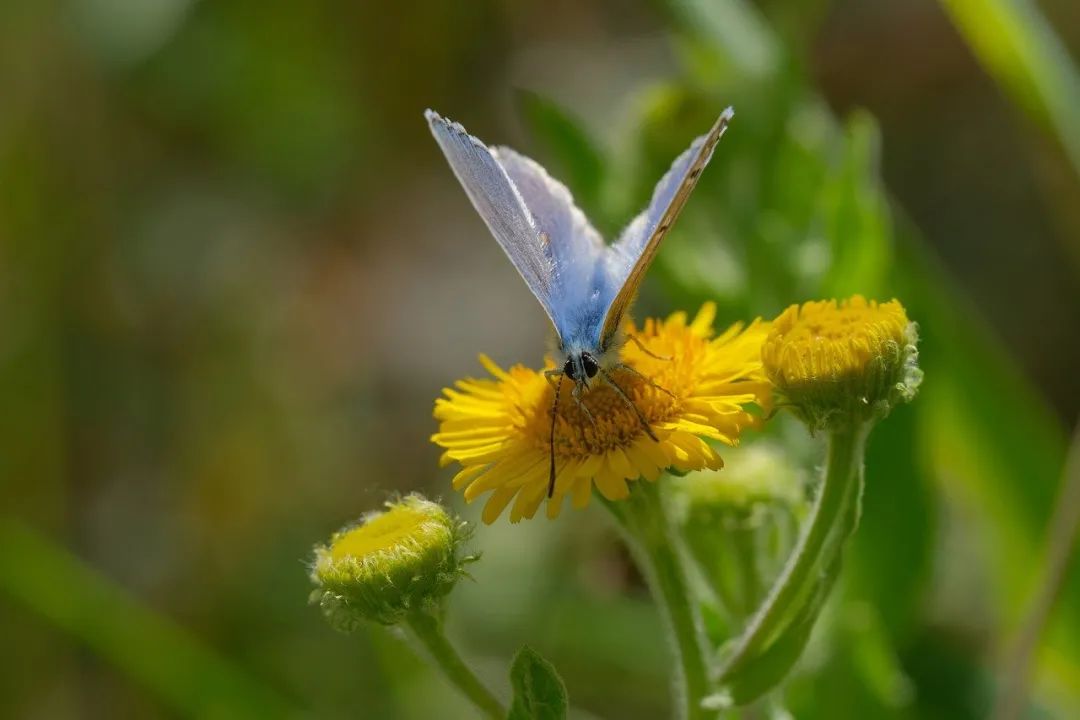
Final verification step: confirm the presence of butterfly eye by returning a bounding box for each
[582,354,599,379]
[563,357,577,381]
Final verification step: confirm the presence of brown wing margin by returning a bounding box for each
[599,109,734,350]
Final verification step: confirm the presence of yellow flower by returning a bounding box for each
[310,495,472,629]
[762,295,921,430]
[432,304,771,523]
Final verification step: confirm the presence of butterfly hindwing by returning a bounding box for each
[599,108,734,349]
[491,146,605,262]
[490,146,607,340]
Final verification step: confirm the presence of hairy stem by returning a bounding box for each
[719,422,868,680]
[604,481,714,720]
[405,610,505,719]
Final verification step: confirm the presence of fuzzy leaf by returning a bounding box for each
[507,646,568,720]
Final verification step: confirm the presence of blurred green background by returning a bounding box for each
[2,0,1080,717]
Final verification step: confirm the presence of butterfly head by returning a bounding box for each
[563,352,600,384]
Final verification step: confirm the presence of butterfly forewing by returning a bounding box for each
[598,108,734,348]
[425,110,560,329]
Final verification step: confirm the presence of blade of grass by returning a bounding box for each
[0,518,300,719]
[664,0,779,79]
[939,0,1080,182]
[995,420,1080,719]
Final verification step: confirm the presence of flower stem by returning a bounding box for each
[604,481,713,720]
[732,527,764,619]
[405,610,505,719]
[719,422,868,680]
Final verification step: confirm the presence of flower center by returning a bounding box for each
[536,367,679,459]
[331,507,430,560]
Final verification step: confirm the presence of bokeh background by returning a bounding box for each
[3,0,1080,718]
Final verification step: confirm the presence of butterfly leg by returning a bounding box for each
[546,370,597,429]
[597,368,659,442]
[628,334,673,361]
[613,362,676,399]
[547,373,563,498]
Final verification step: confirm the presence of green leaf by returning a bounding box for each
[939,0,1080,186]
[720,559,839,706]
[508,645,569,720]
[894,229,1076,644]
[782,591,915,717]
[0,519,297,718]
[849,403,935,642]
[662,0,780,81]
[821,111,892,297]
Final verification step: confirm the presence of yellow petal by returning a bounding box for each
[482,486,518,524]
[451,464,489,491]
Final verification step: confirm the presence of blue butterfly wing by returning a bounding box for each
[427,107,732,356]
[599,108,734,349]
[425,110,561,331]
[490,146,609,349]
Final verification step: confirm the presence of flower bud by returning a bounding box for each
[671,443,804,620]
[309,495,473,630]
[761,296,921,431]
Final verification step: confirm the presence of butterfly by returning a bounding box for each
[426,107,733,497]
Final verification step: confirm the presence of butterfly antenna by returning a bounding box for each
[548,374,563,498]
[598,368,659,442]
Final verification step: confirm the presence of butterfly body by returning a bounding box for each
[426,107,733,495]
[551,273,619,369]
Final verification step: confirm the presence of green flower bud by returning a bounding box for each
[671,444,805,620]
[762,296,922,432]
[674,444,803,520]
[309,495,473,630]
